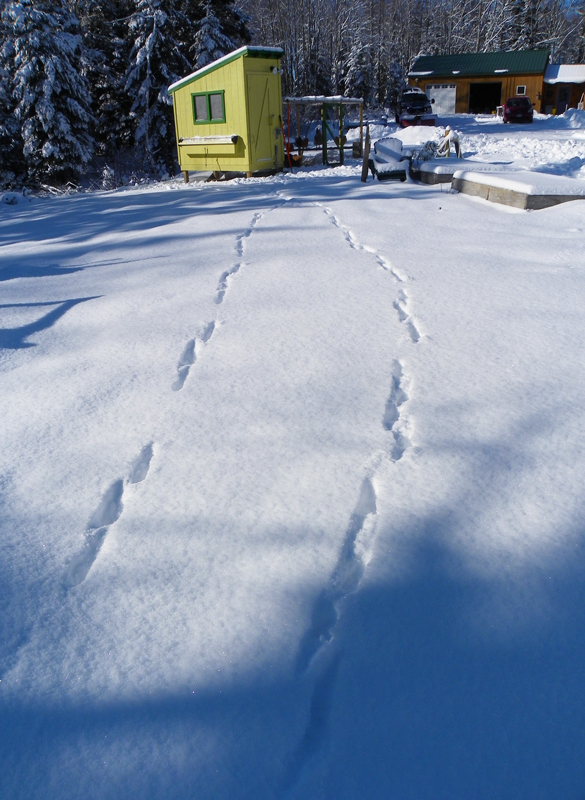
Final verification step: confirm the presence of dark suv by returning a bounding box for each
[394,88,436,127]
[503,96,533,123]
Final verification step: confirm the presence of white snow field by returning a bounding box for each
[1,113,585,800]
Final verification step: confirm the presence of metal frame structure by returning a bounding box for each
[283,95,364,166]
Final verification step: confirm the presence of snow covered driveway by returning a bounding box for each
[1,161,585,799]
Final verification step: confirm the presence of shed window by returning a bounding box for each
[516,85,526,95]
[192,91,226,124]
[209,93,224,120]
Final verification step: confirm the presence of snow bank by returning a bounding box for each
[453,168,585,195]
[539,107,585,129]
[1,192,30,206]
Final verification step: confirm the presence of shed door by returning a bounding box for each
[247,74,274,164]
[426,84,456,115]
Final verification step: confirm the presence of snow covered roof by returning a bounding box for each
[544,64,585,84]
[409,49,549,78]
[169,46,284,93]
[283,95,363,105]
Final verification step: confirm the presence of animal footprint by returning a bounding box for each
[235,212,263,257]
[383,360,409,430]
[383,361,413,461]
[295,478,378,675]
[172,339,196,391]
[128,443,154,484]
[393,290,421,343]
[171,322,215,391]
[406,319,420,343]
[63,446,154,588]
[215,264,240,304]
[200,320,215,342]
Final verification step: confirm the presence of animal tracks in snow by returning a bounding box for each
[214,210,267,304]
[63,444,154,589]
[295,477,378,676]
[236,211,264,258]
[383,360,413,461]
[285,357,416,794]
[284,479,378,794]
[128,442,154,484]
[214,264,240,305]
[318,203,424,346]
[172,339,196,391]
[172,321,215,391]
[320,205,406,283]
[393,290,421,343]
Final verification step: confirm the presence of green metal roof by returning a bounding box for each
[169,46,284,93]
[409,49,549,78]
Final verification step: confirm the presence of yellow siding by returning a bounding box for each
[172,53,284,174]
[243,57,284,171]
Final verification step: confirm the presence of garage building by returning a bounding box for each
[408,50,549,115]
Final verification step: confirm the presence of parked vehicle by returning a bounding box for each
[394,88,437,128]
[503,96,533,123]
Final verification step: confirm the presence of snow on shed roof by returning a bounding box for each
[544,64,585,84]
[409,49,549,78]
[169,46,284,93]
[283,95,363,105]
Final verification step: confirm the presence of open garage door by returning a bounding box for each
[426,84,456,115]
[469,82,502,114]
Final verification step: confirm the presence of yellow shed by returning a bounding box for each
[169,45,285,180]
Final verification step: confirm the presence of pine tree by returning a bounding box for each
[385,60,407,111]
[4,0,94,185]
[72,0,134,159]
[0,9,23,184]
[192,2,237,68]
[344,40,373,104]
[125,0,192,176]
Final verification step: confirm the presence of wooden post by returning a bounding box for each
[321,104,327,166]
[361,124,371,183]
[359,102,364,158]
[296,105,301,152]
[246,171,253,178]
[183,170,189,184]
[339,104,344,166]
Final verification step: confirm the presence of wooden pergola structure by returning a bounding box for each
[283,95,364,166]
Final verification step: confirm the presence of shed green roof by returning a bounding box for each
[169,46,284,93]
[409,49,549,78]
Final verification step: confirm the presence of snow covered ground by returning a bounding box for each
[1,113,585,800]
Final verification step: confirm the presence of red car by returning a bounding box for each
[503,96,534,123]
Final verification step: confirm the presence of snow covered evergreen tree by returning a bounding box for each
[192,2,237,68]
[344,40,373,104]
[384,60,407,111]
[125,0,192,176]
[4,0,94,184]
[0,9,23,184]
[72,0,134,159]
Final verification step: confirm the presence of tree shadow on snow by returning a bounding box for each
[1,410,584,800]
[0,177,439,251]
[0,296,101,350]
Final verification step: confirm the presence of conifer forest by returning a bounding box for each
[1,0,584,188]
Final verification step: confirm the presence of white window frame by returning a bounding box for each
[516,85,526,95]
